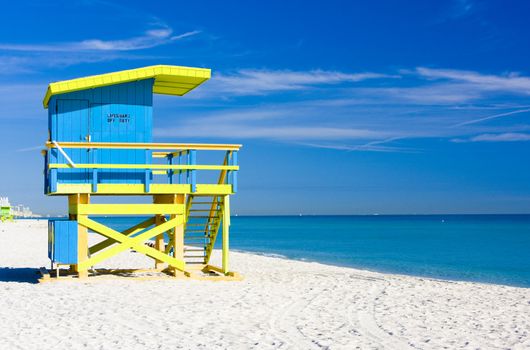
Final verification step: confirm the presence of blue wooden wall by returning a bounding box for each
[48,220,78,264]
[47,79,154,187]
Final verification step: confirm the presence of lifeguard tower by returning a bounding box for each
[0,197,14,222]
[41,65,240,280]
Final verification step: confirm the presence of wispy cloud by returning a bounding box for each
[0,23,200,74]
[15,145,44,152]
[208,69,395,95]
[348,137,420,153]
[416,67,530,95]
[0,52,165,74]
[154,66,530,152]
[0,27,200,52]
[455,108,530,126]
[361,83,483,104]
[452,133,530,143]
[5,60,530,152]
[297,139,419,153]
[154,104,407,152]
[0,56,34,74]
[155,123,388,141]
[154,99,454,153]
[343,67,530,106]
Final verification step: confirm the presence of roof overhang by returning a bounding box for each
[43,65,211,109]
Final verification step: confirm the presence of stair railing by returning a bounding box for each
[202,151,232,263]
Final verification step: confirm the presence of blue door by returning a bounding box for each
[56,99,90,184]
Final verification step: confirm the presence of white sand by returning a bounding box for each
[0,220,529,349]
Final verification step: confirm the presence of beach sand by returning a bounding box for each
[0,220,528,349]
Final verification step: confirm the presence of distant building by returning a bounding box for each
[0,197,13,222]
[0,196,40,218]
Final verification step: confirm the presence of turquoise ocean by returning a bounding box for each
[93,214,530,287]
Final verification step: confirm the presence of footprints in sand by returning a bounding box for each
[354,280,413,349]
[266,273,328,349]
[265,271,411,349]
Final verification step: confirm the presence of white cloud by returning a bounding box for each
[0,56,34,74]
[155,102,405,145]
[0,52,163,74]
[472,133,530,142]
[209,69,395,95]
[452,133,530,143]
[362,83,483,104]
[416,67,530,95]
[155,124,388,141]
[455,108,530,126]
[154,67,530,151]
[297,140,419,153]
[346,68,530,106]
[0,24,200,73]
[4,60,530,152]
[0,28,200,52]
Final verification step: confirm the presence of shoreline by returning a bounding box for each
[232,248,530,290]
[1,220,529,349]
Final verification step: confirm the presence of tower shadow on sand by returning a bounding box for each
[0,267,40,284]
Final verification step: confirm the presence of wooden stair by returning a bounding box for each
[183,195,224,265]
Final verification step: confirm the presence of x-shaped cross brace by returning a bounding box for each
[77,216,186,272]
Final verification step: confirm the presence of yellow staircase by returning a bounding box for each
[183,195,225,265]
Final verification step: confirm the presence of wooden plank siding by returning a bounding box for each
[48,80,153,187]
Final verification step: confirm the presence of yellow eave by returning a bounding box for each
[43,65,211,109]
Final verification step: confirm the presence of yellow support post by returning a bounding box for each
[68,194,90,279]
[173,224,184,276]
[173,194,185,277]
[152,194,185,272]
[222,195,230,275]
[154,214,165,269]
[153,195,165,270]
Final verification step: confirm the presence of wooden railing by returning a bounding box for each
[44,142,240,194]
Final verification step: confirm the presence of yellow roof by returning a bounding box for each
[43,65,211,108]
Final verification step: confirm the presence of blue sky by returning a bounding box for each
[0,0,529,215]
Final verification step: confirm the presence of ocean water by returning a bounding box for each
[94,215,530,287]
